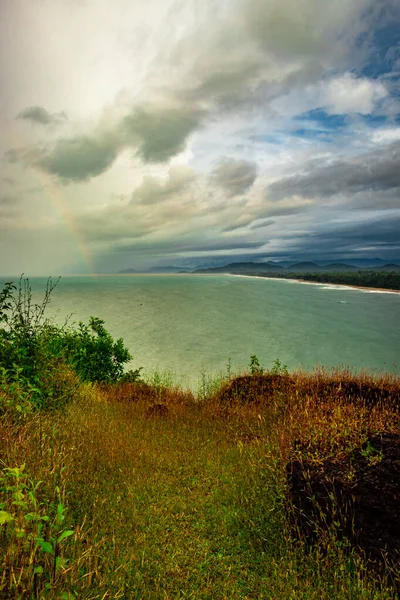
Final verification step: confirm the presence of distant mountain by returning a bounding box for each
[322,263,358,271]
[192,259,400,275]
[368,263,400,272]
[287,262,323,272]
[118,268,138,274]
[147,266,182,273]
[118,266,182,274]
[119,259,400,276]
[195,261,286,274]
[325,258,388,268]
[287,262,361,272]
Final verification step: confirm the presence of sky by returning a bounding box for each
[0,0,400,274]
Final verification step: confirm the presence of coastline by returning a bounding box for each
[229,273,400,294]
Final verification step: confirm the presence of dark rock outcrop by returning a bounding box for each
[287,433,400,575]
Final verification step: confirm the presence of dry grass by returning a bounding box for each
[1,367,399,598]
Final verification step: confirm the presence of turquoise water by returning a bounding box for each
[4,274,400,383]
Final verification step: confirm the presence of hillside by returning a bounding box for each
[2,367,400,598]
[191,262,400,289]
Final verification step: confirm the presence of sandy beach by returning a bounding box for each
[229,273,400,294]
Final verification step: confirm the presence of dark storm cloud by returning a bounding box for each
[273,213,400,260]
[17,106,67,126]
[37,132,120,182]
[12,104,202,183]
[210,158,258,196]
[349,189,400,211]
[268,141,400,200]
[315,214,400,246]
[121,106,203,163]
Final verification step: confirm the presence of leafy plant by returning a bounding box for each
[272,358,289,376]
[59,317,132,384]
[119,368,143,384]
[200,369,225,399]
[360,441,384,465]
[226,357,232,378]
[0,463,75,598]
[0,277,136,415]
[249,354,264,376]
[0,277,78,414]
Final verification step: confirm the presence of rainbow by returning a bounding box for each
[31,168,95,274]
[4,140,95,274]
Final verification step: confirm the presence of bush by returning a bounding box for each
[58,317,133,384]
[0,277,73,414]
[0,277,136,414]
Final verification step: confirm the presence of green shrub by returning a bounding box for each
[0,277,135,414]
[58,317,132,384]
[118,368,143,384]
[0,277,74,414]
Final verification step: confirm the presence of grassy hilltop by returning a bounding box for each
[1,278,400,599]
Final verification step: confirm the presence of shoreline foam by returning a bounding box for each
[229,274,400,295]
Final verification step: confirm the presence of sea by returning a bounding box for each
[3,274,400,385]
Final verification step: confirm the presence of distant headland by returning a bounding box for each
[117,260,400,291]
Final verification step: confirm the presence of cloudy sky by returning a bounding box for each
[1,0,400,274]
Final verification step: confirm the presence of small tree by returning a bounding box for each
[61,317,132,383]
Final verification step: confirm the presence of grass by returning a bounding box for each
[1,367,399,598]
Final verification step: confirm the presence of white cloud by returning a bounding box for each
[371,127,400,144]
[271,73,387,116]
[322,73,387,114]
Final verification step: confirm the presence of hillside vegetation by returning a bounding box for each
[193,262,400,290]
[1,278,399,599]
[256,270,400,290]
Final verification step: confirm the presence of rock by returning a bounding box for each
[287,433,400,576]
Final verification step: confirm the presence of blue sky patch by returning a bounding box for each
[296,110,347,130]
[292,128,333,142]
[361,114,387,126]
[361,23,400,78]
